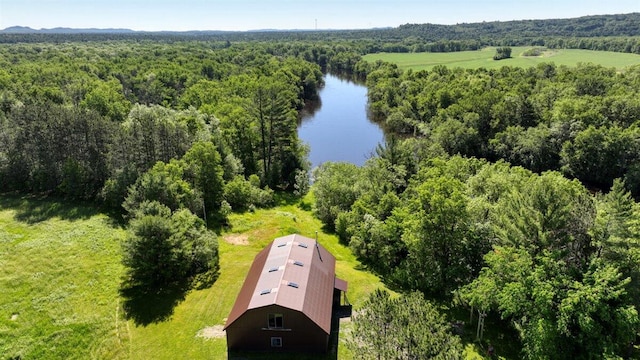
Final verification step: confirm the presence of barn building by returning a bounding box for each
[224,234,348,353]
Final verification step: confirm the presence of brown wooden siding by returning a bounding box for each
[226,305,329,353]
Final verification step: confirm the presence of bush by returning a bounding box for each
[293,169,310,197]
[223,175,274,211]
[223,176,253,211]
[493,47,512,60]
[522,47,545,57]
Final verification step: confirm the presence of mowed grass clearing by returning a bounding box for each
[363,46,640,71]
[0,194,392,359]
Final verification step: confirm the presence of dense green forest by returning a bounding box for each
[2,12,640,359]
[314,155,640,358]
[362,61,640,194]
[0,41,322,205]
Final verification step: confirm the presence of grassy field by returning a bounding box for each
[0,196,129,359]
[363,46,640,71]
[0,194,504,359]
[123,195,395,360]
[0,195,393,359]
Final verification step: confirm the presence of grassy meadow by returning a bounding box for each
[363,46,640,71]
[0,195,393,360]
[0,197,129,359]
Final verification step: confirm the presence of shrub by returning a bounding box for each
[522,47,545,57]
[493,47,512,60]
[223,175,274,211]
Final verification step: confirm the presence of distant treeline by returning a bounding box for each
[362,36,640,55]
[3,13,640,54]
[392,13,640,40]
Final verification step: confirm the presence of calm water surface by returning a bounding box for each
[298,74,385,168]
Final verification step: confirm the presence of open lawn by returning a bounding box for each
[0,194,505,359]
[363,47,640,71]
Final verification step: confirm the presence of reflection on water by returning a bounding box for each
[299,96,322,121]
[298,74,385,168]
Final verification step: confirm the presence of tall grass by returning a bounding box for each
[0,196,128,359]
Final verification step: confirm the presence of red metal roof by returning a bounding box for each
[224,234,341,334]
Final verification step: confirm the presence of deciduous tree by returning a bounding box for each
[349,289,462,360]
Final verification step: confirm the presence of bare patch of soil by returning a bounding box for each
[196,325,225,339]
[223,234,249,245]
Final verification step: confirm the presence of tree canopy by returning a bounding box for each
[348,289,463,359]
[314,155,640,358]
[364,61,640,194]
[122,202,219,289]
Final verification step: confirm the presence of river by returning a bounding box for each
[298,74,385,169]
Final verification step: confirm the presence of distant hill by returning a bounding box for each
[390,13,640,41]
[1,26,136,34]
[1,26,35,33]
[0,26,259,35]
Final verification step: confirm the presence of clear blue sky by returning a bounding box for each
[1,0,639,31]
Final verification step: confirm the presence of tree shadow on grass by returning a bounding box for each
[120,269,219,326]
[297,199,312,212]
[0,193,100,224]
[273,192,302,207]
[120,280,190,326]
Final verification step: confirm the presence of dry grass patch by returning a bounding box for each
[223,234,249,245]
[196,325,226,339]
